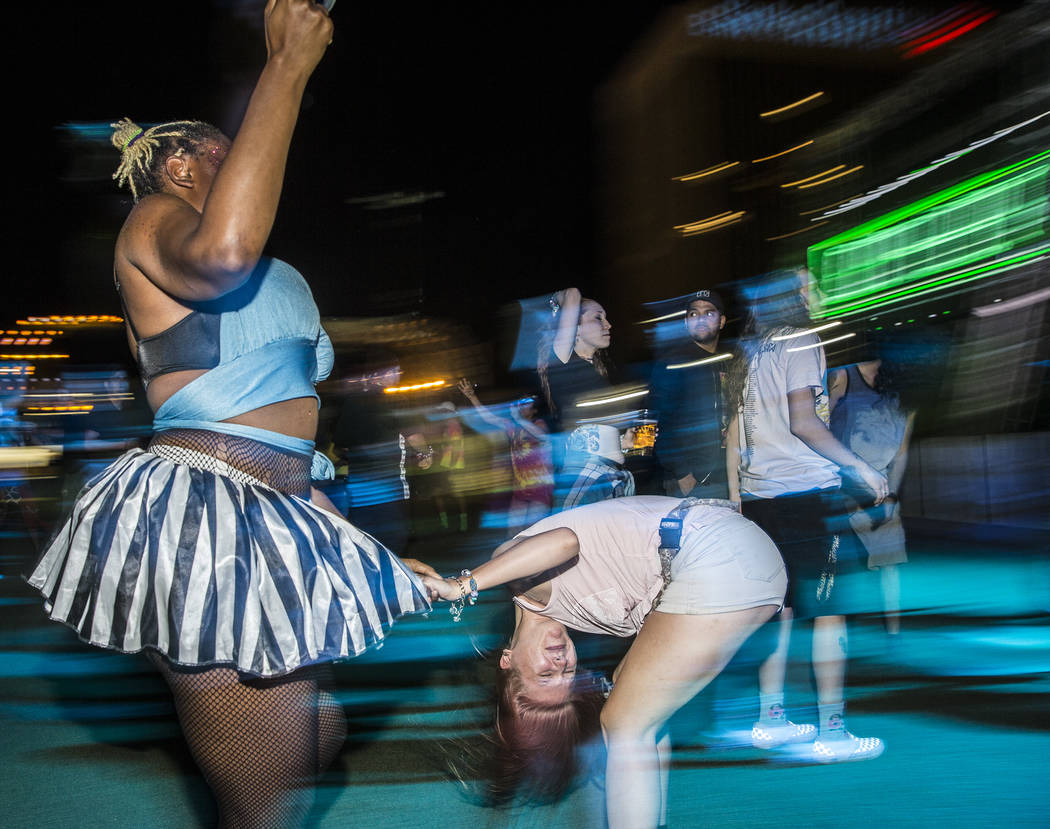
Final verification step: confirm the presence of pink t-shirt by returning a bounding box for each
[511,496,680,637]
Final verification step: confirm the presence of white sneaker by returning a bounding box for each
[751,720,818,749]
[812,732,885,763]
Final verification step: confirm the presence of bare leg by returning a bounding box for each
[757,607,793,698]
[600,606,776,829]
[879,565,901,635]
[657,732,671,828]
[812,614,847,707]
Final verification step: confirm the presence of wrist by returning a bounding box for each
[261,53,314,91]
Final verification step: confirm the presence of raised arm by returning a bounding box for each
[456,379,509,431]
[421,528,579,600]
[125,0,334,300]
[551,288,582,364]
[510,405,549,442]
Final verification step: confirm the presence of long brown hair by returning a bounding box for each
[488,665,603,805]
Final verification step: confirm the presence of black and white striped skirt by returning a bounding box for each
[27,447,431,677]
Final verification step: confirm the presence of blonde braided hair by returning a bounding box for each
[110,118,225,202]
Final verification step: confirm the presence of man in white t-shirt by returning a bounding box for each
[726,269,888,763]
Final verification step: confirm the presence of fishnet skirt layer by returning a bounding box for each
[27,437,431,677]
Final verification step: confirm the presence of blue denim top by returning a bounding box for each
[151,258,335,479]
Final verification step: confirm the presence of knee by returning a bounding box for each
[600,700,658,746]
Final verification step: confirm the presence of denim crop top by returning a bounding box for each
[124,258,335,476]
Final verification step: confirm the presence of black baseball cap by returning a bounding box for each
[684,289,725,316]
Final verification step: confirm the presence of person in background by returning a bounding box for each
[458,379,554,535]
[436,400,470,532]
[650,288,731,500]
[538,287,634,509]
[829,346,917,643]
[331,349,429,557]
[725,268,887,763]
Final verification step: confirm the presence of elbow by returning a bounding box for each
[195,243,260,296]
[554,527,580,560]
[788,419,817,443]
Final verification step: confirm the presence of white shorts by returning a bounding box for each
[657,504,787,615]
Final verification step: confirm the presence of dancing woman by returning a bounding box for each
[422,495,786,829]
[537,288,634,509]
[27,2,431,826]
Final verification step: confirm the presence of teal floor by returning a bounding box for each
[1,512,1047,828]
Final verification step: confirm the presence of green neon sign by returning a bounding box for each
[808,150,1050,318]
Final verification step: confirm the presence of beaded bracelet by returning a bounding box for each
[448,570,479,622]
[449,577,468,622]
[461,569,478,604]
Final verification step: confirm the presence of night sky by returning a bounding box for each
[19,1,675,341]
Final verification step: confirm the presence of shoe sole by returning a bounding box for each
[752,726,817,750]
[812,741,886,763]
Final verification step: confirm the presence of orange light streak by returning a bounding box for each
[759,91,824,118]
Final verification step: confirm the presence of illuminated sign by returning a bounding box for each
[808,150,1050,318]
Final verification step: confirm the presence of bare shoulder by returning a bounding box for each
[116,194,193,257]
[115,195,201,333]
[115,194,204,299]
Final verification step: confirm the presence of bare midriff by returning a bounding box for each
[146,369,318,442]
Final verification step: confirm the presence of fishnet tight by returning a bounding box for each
[150,429,312,497]
[151,655,347,828]
[146,429,340,826]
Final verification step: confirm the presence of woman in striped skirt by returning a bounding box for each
[26,2,432,826]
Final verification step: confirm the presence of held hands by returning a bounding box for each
[869,497,898,530]
[264,0,334,73]
[420,575,464,602]
[401,558,441,581]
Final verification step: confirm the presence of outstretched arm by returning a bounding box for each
[510,406,549,442]
[421,528,579,600]
[456,379,509,431]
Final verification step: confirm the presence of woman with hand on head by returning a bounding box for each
[27,2,432,826]
[538,288,635,509]
[421,495,786,828]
